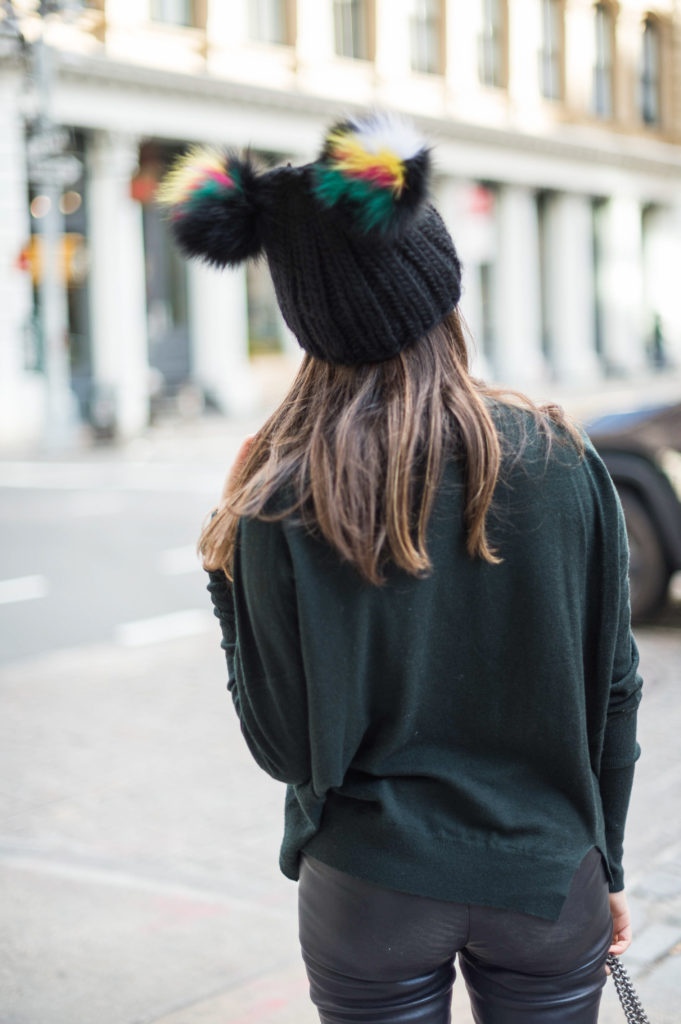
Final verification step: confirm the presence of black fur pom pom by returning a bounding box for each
[157,148,263,268]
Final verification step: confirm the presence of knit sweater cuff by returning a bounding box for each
[206,569,236,641]
[599,761,637,892]
[602,707,640,769]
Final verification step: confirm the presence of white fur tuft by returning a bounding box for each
[349,112,426,160]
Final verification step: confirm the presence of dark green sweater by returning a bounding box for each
[207,406,642,921]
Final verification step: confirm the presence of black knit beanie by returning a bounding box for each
[158,113,462,366]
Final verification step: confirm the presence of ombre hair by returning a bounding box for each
[199,310,581,585]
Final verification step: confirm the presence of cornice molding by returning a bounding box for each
[52,50,681,180]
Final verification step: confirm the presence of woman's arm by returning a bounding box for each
[206,514,312,786]
[598,493,642,894]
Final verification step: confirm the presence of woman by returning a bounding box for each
[159,114,641,1024]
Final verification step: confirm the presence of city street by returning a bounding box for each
[1,419,680,1024]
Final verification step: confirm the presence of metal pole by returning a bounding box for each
[34,2,76,450]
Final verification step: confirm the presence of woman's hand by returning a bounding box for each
[608,890,633,961]
[221,435,256,503]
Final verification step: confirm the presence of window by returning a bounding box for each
[409,0,443,75]
[592,3,614,118]
[333,0,371,60]
[478,0,506,88]
[248,0,292,46]
[538,0,563,100]
[150,0,194,27]
[641,17,660,126]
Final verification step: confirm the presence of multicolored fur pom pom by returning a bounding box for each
[313,113,431,235]
[157,148,263,268]
[156,147,238,217]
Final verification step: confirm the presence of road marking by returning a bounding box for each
[158,545,201,575]
[115,609,214,647]
[0,461,220,494]
[0,575,48,605]
[64,492,127,518]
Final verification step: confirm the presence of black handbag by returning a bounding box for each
[606,954,651,1023]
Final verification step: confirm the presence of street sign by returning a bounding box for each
[28,153,82,187]
[26,128,70,162]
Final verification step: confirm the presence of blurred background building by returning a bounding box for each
[1,0,680,446]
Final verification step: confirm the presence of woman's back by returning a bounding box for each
[210,402,641,921]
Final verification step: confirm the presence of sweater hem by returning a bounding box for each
[285,819,609,922]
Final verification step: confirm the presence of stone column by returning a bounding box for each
[459,261,492,381]
[542,192,600,384]
[187,260,256,417]
[87,131,149,439]
[436,177,494,381]
[493,184,546,387]
[642,203,681,368]
[0,68,44,447]
[596,194,646,374]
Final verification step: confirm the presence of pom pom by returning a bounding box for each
[156,147,263,267]
[313,113,431,235]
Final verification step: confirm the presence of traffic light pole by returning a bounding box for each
[33,22,75,449]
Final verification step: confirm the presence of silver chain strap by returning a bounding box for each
[606,954,651,1024]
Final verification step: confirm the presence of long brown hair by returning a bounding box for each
[199,309,581,584]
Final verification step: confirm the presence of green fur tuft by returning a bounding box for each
[228,162,242,191]
[314,166,395,233]
[182,163,242,211]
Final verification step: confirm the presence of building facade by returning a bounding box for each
[1,0,680,445]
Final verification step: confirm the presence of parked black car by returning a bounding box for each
[587,403,681,620]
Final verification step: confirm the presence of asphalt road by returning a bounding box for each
[1,426,680,1023]
[0,459,222,667]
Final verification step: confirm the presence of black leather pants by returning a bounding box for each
[298,847,612,1023]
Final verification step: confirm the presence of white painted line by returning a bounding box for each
[158,545,201,576]
[64,492,127,518]
[0,462,221,494]
[115,609,213,648]
[0,575,48,606]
